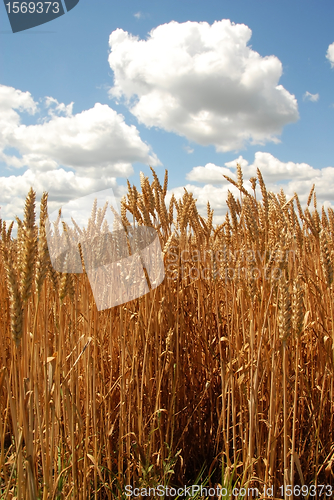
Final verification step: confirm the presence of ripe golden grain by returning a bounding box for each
[1,167,334,498]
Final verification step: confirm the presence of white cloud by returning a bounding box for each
[0,84,161,222]
[134,12,143,19]
[0,85,37,149]
[188,152,321,184]
[186,162,240,183]
[44,96,74,117]
[184,145,194,154]
[0,168,129,223]
[0,163,127,225]
[171,153,334,224]
[108,19,299,152]
[10,103,160,177]
[326,42,334,68]
[0,84,160,176]
[303,91,319,102]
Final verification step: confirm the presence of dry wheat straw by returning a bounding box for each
[1,168,334,498]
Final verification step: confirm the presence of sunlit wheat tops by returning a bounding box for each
[20,187,38,303]
[1,220,23,345]
[35,192,50,297]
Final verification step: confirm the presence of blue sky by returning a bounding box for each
[1,0,334,224]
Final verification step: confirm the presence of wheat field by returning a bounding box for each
[0,166,334,499]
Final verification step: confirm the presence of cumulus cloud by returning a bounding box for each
[303,91,319,102]
[9,103,160,177]
[0,168,128,226]
[187,152,322,184]
[108,19,299,152]
[326,42,334,68]
[186,162,240,183]
[173,152,334,224]
[0,86,160,176]
[0,85,37,150]
[44,96,74,117]
[0,83,161,222]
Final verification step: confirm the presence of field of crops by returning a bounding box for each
[0,166,334,499]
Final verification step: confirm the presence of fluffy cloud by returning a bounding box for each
[326,42,334,68]
[187,152,318,184]
[303,91,319,102]
[9,103,160,177]
[108,19,299,152]
[186,162,241,183]
[0,84,160,177]
[0,84,160,222]
[44,97,74,117]
[0,85,37,150]
[173,153,334,224]
[0,168,128,228]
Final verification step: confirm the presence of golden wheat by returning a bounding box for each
[1,167,334,500]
